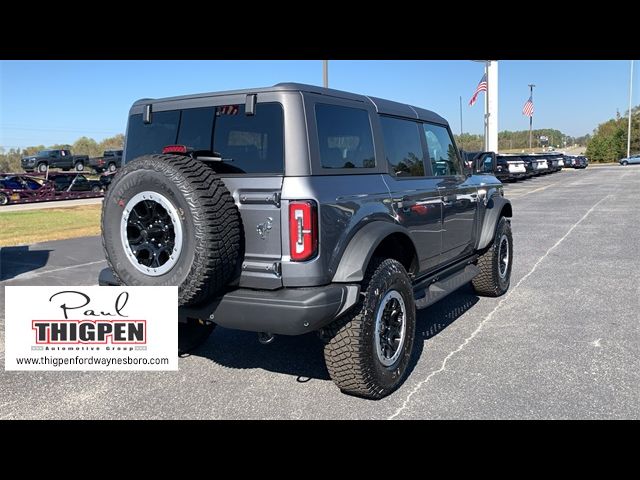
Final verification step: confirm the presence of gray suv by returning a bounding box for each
[99,83,513,399]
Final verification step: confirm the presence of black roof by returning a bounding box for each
[132,82,447,125]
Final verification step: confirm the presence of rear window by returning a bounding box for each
[315,104,376,169]
[126,110,180,161]
[124,103,284,174]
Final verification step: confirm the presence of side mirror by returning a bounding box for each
[473,152,495,174]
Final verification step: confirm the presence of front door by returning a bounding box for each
[379,116,442,273]
[423,123,478,264]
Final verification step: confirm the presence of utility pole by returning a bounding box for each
[323,60,329,88]
[528,84,536,151]
[627,60,634,159]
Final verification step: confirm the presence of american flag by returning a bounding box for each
[522,96,534,117]
[469,73,487,106]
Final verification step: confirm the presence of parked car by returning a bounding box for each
[47,173,103,192]
[563,155,576,168]
[89,149,123,173]
[539,153,564,173]
[98,172,116,191]
[619,154,640,166]
[521,155,548,175]
[465,151,526,181]
[0,175,46,205]
[574,156,588,169]
[21,149,90,173]
[99,82,514,399]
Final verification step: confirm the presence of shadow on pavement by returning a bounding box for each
[0,245,52,281]
[189,283,479,383]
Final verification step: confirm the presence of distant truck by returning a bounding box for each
[89,149,123,173]
[21,149,89,173]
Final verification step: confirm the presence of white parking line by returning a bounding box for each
[388,194,612,420]
[508,182,560,198]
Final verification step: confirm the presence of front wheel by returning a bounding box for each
[621,161,628,166]
[37,163,48,173]
[323,258,416,399]
[472,217,513,297]
[108,163,117,172]
[75,162,85,172]
[0,193,9,206]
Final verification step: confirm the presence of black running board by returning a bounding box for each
[414,264,480,310]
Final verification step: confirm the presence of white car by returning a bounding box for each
[620,154,640,166]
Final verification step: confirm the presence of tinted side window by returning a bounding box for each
[177,107,215,151]
[315,104,376,169]
[212,103,284,174]
[380,116,425,177]
[423,123,461,176]
[125,111,180,162]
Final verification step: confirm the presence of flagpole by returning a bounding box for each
[484,62,489,151]
[528,84,536,152]
[459,96,464,149]
[627,60,634,159]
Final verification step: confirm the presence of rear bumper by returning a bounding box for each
[98,268,359,336]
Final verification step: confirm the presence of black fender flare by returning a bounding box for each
[332,221,417,283]
[476,195,513,250]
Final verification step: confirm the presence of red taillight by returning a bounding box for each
[289,201,318,262]
[162,144,188,154]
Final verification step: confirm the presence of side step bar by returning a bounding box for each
[414,264,480,310]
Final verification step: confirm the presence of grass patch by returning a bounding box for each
[0,204,102,246]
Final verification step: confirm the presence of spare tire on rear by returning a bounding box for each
[101,154,242,306]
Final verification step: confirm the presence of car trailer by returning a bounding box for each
[0,171,105,206]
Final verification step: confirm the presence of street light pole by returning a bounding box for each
[627,60,634,159]
[323,60,329,88]
[528,84,536,151]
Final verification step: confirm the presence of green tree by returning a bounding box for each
[586,105,639,162]
[72,136,101,157]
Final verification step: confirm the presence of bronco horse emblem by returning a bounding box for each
[256,217,273,240]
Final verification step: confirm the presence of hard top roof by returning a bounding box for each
[132,82,447,125]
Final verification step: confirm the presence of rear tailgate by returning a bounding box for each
[222,177,283,289]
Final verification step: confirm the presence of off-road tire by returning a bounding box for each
[323,258,416,399]
[101,154,242,306]
[472,216,512,297]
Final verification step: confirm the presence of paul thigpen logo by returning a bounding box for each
[32,290,147,345]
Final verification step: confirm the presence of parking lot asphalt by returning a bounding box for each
[1,165,638,419]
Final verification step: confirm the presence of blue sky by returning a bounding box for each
[1,60,637,149]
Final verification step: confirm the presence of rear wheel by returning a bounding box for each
[472,217,512,297]
[37,162,48,173]
[323,258,416,399]
[102,154,242,306]
[0,193,9,206]
[91,185,102,193]
[108,162,117,172]
[74,162,85,172]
